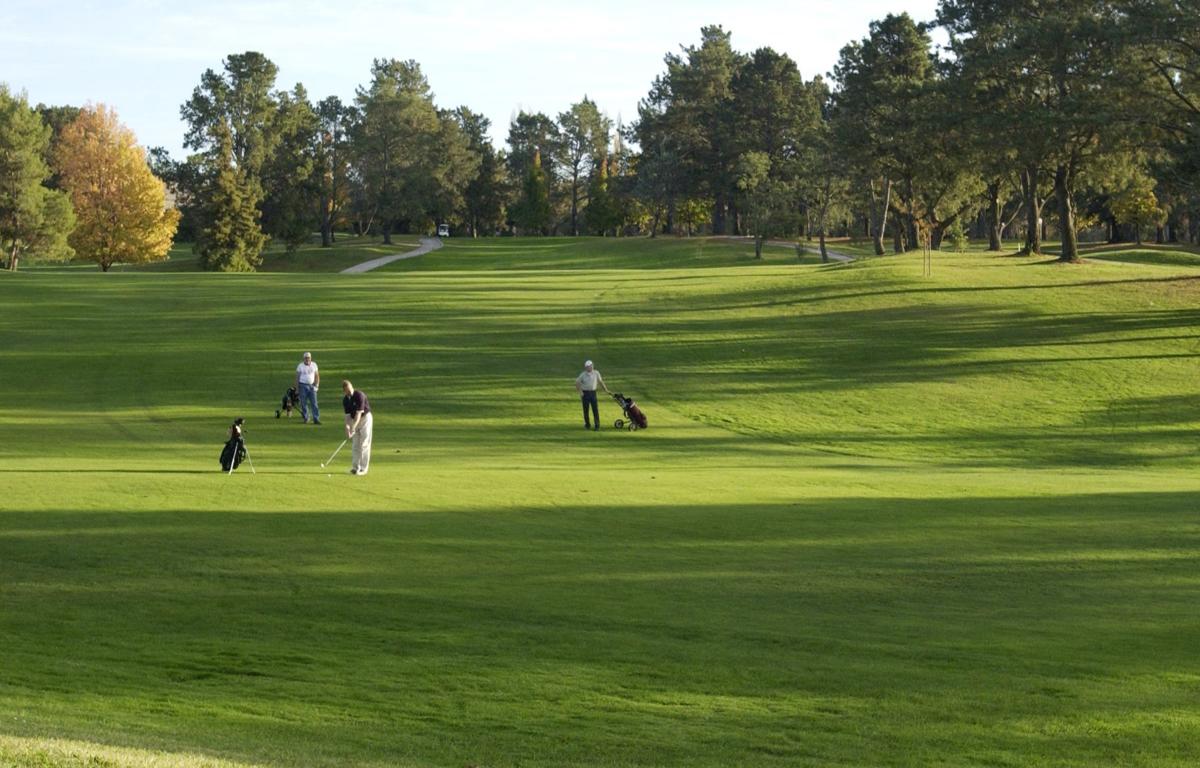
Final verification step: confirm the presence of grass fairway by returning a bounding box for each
[2,238,1200,767]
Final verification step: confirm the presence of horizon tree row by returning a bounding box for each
[4,0,1199,270]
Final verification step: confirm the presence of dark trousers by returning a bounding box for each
[581,390,599,427]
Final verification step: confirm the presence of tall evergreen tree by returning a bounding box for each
[0,86,74,271]
[557,97,611,235]
[350,59,476,242]
[832,13,937,253]
[455,107,504,237]
[315,96,351,247]
[512,149,552,234]
[656,26,745,234]
[261,85,318,252]
[181,51,280,270]
[584,154,620,235]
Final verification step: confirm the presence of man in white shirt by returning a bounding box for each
[295,352,321,425]
[574,359,610,431]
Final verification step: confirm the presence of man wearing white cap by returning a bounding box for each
[574,359,610,431]
[295,352,321,425]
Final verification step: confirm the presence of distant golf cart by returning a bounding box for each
[436,223,450,238]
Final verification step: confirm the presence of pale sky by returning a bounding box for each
[0,0,940,157]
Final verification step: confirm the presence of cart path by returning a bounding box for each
[759,238,856,262]
[715,236,856,262]
[340,237,443,273]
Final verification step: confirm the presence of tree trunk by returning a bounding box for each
[1021,165,1042,255]
[870,177,891,256]
[1054,163,1079,262]
[904,177,918,252]
[754,235,764,259]
[930,224,945,251]
[819,231,828,263]
[570,169,580,236]
[382,222,393,245]
[986,180,1003,251]
[892,210,904,254]
[8,241,18,271]
[712,192,726,235]
[1155,225,1165,244]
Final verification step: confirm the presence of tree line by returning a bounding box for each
[3,0,1199,271]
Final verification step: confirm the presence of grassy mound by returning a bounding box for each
[1,239,1198,766]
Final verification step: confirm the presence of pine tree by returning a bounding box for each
[198,154,268,272]
[181,52,279,270]
[585,153,618,235]
[514,149,552,234]
[0,86,74,271]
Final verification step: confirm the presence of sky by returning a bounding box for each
[0,0,941,157]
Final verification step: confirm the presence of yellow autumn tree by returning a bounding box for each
[54,104,179,271]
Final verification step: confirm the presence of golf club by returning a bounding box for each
[321,439,348,468]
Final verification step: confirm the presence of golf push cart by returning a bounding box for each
[611,392,648,431]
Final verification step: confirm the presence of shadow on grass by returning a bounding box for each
[2,492,1199,766]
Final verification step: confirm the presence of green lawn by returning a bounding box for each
[2,238,1199,767]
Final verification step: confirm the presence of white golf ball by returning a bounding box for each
[326,474,331,478]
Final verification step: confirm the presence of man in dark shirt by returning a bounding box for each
[342,380,373,476]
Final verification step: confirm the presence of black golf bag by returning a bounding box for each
[276,386,299,418]
[611,393,648,431]
[220,418,247,471]
[220,438,246,471]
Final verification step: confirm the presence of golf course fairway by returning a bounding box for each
[2,238,1198,767]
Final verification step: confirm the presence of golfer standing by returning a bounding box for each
[342,380,373,475]
[574,359,610,431]
[296,352,321,425]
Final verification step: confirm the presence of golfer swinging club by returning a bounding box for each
[342,379,373,475]
[575,359,610,431]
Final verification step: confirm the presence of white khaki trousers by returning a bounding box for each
[346,412,373,472]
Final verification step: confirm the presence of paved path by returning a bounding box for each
[340,237,443,274]
[759,238,856,263]
[718,236,856,263]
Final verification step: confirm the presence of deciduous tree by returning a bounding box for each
[54,104,179,271]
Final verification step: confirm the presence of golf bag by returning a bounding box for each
[612,393,648,431]
[219,438,246,471]
[220,418,247,471]
[276,386,299,418]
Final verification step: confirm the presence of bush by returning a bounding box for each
[945,219,968,252]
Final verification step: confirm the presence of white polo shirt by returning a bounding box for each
[576,369,603,391]
[296,360,318,385]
